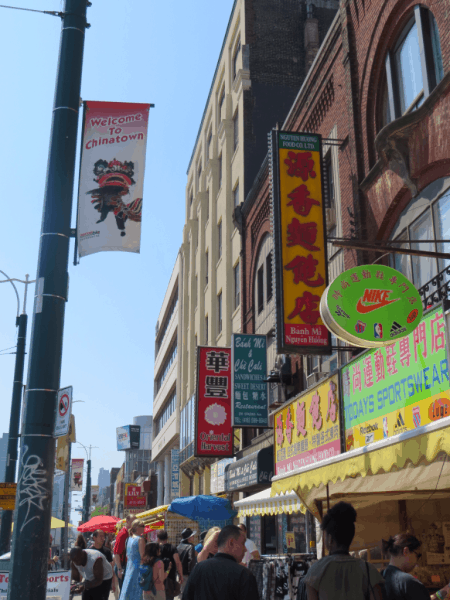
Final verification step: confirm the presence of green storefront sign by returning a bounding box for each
[342,305,450,450]
[321,264,423,347]
[231,334,268,427]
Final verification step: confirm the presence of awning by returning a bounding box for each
[117,504,169,526]
[225,446,273,492]
[271,421,450,519]
[234,488,306,517]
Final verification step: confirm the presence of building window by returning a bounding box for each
[257,265,264,314]
[189,189,193,206]
[154,390,176,436]
[218,153,223,189]
[266,252,272,302]
[234,183,240,207]
[205,189,210,223]
[207,129,213,159]
[205,315,209,344]
[155,289,178,357]
[154,341,178,396]
[197,161,202,188]
[234,262,240,310]
[233,39,241,80]
[233,109,239,151]
[205,250,209,286]
[219,86,225,121]
[195,275,198,307]
[218,221,222,259]
[218,291,223,333]
[389,181,450,290]
[384,8,443,124]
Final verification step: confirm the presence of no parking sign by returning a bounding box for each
[54,386,73,437]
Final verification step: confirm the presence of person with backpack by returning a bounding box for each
[177,529,197,596]
[139,542,171,600]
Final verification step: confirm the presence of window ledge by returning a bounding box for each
[231,144,239,165]
[216,256,223,269]
[232,305,240,319]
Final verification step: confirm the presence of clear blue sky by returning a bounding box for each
[0,0,234,523]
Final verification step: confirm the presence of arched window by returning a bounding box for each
[382,8,443,127]
[389,177,450,289]
[254,234,274,333]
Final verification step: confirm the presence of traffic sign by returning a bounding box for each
[54,386,73,437]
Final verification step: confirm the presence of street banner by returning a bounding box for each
[77,101,151,258]
[342,305,450,450]
[195,346,233,458]
[320,264,422,348]
[0,483,17,511]
[91,485,99,505]
[274,374,341,476]
[171,449,180,500]
[70,458,84,492]
[0,570,71,599]
[125,484,146,508]
[270,130,330,355]
[54,386,72,437]
[231,334,268,427]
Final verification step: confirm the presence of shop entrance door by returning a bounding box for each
[263,515,277,554]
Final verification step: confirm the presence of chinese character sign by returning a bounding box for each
[171,449,180,500]
[274,374,341,476]
[342,305,449,451]
[125,484,146,508]
[231,334,268,427]
[271,131,330,355]
[77,101,151,259]
[195,346,233,458]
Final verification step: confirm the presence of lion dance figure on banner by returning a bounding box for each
[87,158,142,237]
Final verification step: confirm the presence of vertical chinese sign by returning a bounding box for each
[77,101,151,259]
[195,346,233,458]
[271,130,330,354]
[171,449,180,500]
[274,374,341,476]
[342,305,450,450]
[231,334,268,427]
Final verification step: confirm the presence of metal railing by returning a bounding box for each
[419,266,450,309]
[179,441,194,465]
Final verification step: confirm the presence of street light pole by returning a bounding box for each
[7,2,89,598]
[77,443,97,524]
[0,273,34,555]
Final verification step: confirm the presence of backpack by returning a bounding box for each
[139,564,156,594]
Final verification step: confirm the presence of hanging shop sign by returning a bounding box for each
[320,264,423,348]
[342,304,449,450]
[116,425,141,451]
[125,484,146,508]
[211,458,235,494]
[195,346,233,458]
[274,374,341,476]
[77,101,151,259]
[231,334,268,427]
[171,449,180,500]
[70,458,84,492]
[224,447,273,492]
[271,130,330,355]
[54,386,73,437]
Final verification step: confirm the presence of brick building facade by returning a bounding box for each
[240,0,450,399]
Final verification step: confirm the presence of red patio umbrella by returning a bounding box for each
[77,515,120,533]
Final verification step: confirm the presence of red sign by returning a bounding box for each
[195,346,233,458]
[126,496,146,507]
[125,484,146,508]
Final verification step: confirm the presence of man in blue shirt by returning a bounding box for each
[195,531,207,555]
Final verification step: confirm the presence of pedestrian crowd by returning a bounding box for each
[67,501,450,600]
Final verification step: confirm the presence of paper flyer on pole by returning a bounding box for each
[77,101,151,258]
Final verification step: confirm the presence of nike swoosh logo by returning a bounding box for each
[356,298,399,313]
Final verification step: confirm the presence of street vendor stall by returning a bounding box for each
[270,305,450,591]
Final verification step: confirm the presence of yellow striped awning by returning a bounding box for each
[117,504,169,527]
[234,488,305,517]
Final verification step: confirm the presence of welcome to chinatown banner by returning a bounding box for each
[77,101,151,258]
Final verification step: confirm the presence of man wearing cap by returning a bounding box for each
[177,528,197,596]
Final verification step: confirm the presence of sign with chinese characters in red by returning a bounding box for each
[274,374,341,476]
[195,346,233,458]
[271,130,330,355]
[125,483,146,508]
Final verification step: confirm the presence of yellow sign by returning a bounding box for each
[274,374,341,476]
[286,531,296,549]
[0,483,17,510]
[272,130,329,354]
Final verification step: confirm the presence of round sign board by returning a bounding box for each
[59,393,70,417]
[320,264,423,348]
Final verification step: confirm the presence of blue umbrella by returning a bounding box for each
[168,495,237,522]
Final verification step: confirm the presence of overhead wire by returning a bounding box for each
[0,4,62,17]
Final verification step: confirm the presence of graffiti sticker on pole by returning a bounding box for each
[54,386,73,438]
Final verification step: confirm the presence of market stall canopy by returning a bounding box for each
[234,488,306,517]
[78,515,119,532]
[168,495,237,522]
[144,520,164,533]
[117,504,169,527]
[271,420,450,519]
